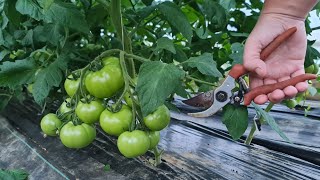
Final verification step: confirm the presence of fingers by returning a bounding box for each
[243,39,267,78]
[251,70,309,105]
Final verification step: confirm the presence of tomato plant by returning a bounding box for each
[40,113,62,136]
[148,131,160,150]
[100,105,133,136]
[60,121,96,149]
[0,0,318,166]
[85,57,124,98]
[144,105,170,131]
[75,99,104,124]
[117,130,150,158]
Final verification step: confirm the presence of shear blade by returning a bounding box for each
[182,90,214,108]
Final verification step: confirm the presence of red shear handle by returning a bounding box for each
[228,27,297,80]
[243,74,317,106]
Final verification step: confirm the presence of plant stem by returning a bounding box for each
[125,53,150,62]
[186,75,216,86]
[153,147,162,166]
[245,102,274,145]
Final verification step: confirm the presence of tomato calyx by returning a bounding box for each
[89,61,104,72]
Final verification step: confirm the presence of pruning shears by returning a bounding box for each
[183,27,317,118]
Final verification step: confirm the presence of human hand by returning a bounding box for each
[243,13,308,104]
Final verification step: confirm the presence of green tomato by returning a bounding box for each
[117,130,150,158]
[60,121,96,148]
[305,65,315,74]
[148,131,160,150]
[313,64,319,74]
[124,91,134,108]
[59,98,73,120]
[85,57,124,98]
[100,105,132,136]
[76,99,104,124]
[143,105,170,131]
[40,113,62,136]
[64,75,82,97]
[285,99,297,109]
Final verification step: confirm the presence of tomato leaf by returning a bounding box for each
[252,103,291,143]
[0,169,29,180]
[229,42,244,65]
[154,37,176,54]
[0,95,11,111]
[305,42,320,67]
[33,55,69,105]
[16,0,44,21]
[222,104,248,140]
[44,2,90,34]
[42,23,64,46]
[16,0,89,34]
[0,58,37,89]
[158,1,192,43]
[202,0,228,32]
[184,53,222,77]
[219,0,236,10]
[136,61,185,116]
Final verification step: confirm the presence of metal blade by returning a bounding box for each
[182,90,214,108]
[188,76,236,118]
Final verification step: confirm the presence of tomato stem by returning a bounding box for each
[186,75,217,86]
[153,147,162,166]
[245,102,274,145]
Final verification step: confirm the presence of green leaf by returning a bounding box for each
[44,2,90,34]
[173,45,188,62]
[184,53,222,77]
[16,0,90,34]
[222,104,248,140]
[42,23,64,46]
[307,86,317,96]
[202,0,228,32]
[158,2,193,42]
[5,0,21,27]
[229,42,244,65]
[86,4,108,28]
[136,61,185,116]
[0,58,37,88]
[252,103,291,143]
[142,0,153,6]
[305,43,320,67]
[38,0,54,10]
[16,0,44,21]
[0,169,29,180]
[229,32,249,37]
[33,55,69,105]
[20,30,34,46]
[219,0,236,10]
[154,37,176,54]
[0,49,10,61]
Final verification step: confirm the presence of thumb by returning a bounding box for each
[243,39,267,78]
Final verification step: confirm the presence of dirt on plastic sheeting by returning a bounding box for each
[1,99,320,180]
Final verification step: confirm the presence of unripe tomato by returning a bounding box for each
[117,130,150,158]
[40,113,62,136]
[143,105,170,131]
[305,65,315,74]
[100,105,132,136]
[148,131,160,150]
[59,98,73,120]
[60,122,96,148]
[64,75,82,97]
[76,99,104,124]
[85,57,124,98]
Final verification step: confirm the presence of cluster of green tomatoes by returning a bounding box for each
[40,57,170,158]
